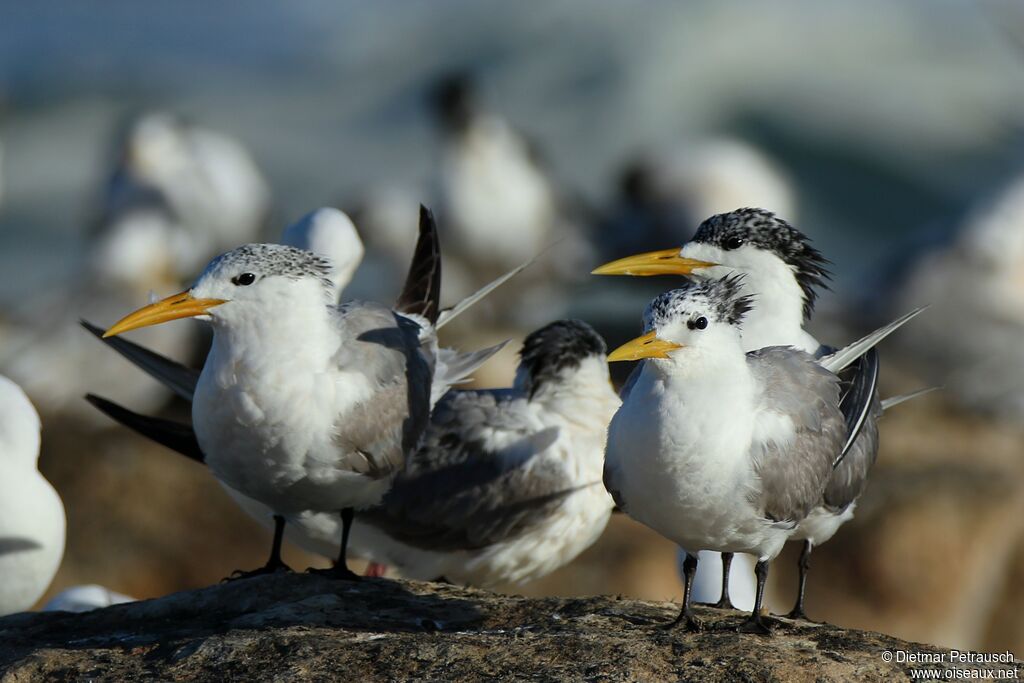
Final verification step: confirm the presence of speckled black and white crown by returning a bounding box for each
[201,244,335,289]
[519,319,607,394]
[691,208,830,320]
[643,275,754,332]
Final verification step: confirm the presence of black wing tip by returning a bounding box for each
[80,319,104,337]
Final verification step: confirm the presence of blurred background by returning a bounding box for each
[2,0,1024,654]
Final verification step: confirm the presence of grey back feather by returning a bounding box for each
[746,346,845,524]
[361,388,580,551]
[329,302,433,479]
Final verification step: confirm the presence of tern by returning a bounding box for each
[594,207,908,619]
[603,277,921,633]
[432,73,593,325]
[0,375,65,616]
[101,223,438,580]
[896,175,1024,418]
[97,111,270,274]
[90,208,516,577]
[88,319,620,587]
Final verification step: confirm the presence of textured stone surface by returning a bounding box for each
[1,574,1018,682]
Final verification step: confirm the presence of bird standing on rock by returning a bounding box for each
[603,277,919,632]
[102,239,434,580]
[594,207,895,619]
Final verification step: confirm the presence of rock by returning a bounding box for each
[0,574,1017,681]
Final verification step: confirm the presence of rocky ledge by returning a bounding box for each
[0,574,1018,681]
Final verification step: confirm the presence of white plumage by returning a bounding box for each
[0,375,65,616]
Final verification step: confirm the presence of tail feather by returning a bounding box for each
[81,320,199,401]
[430,341,509,406]
[436,256,536,330]
[85,394,204,464]
[882,386,939,411]
[395,205,441,326]
[820,307,926,374]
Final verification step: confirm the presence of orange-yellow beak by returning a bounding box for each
[103,290,227,338]
[607,331,683,362]
[591,248,717,277]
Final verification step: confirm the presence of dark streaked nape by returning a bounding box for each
[518,320,607,397]
[691,207,831,320]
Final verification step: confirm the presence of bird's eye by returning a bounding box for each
[232,273,256,286]
[687,316,708,330]
[724,236,744,250]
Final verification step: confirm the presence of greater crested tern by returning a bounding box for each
[88,319,619,587]
[101,227,437,580]
[89,207,515,577]
[594,207,903,619]
[603,277,920,633]
[0,375,65,616]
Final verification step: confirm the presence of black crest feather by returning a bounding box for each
[691,208,831,321]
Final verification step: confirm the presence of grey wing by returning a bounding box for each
[361,389,581,551]
[747,347,846,525]
[330,302,433,479]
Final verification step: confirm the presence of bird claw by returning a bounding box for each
[781,607,816,623]
[737,614,773,635]
[222,561,292,582]
[698,598,735,611]
[662,615,703,633]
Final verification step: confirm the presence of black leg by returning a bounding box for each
[224,514,293,581]
[712,552,735,610]
[738,559,772,634]
[309,508,359,580]
[785,541,812,621]
[666,552,702,631]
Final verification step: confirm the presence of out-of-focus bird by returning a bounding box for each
[431,73,593,326]
[43,585,134,613]
[600,139,795,257]
[280,207,365,301]
[97,111,270,276]
[0,112,272,422]
[594,208,893,619]
[0,375,65,616]
[603,278,919,632]
[88,319,620,588]
[896,175,1024,418]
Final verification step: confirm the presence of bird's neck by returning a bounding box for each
[208,300,336,372]
[734,265,819,353]
[530,358,621,428]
